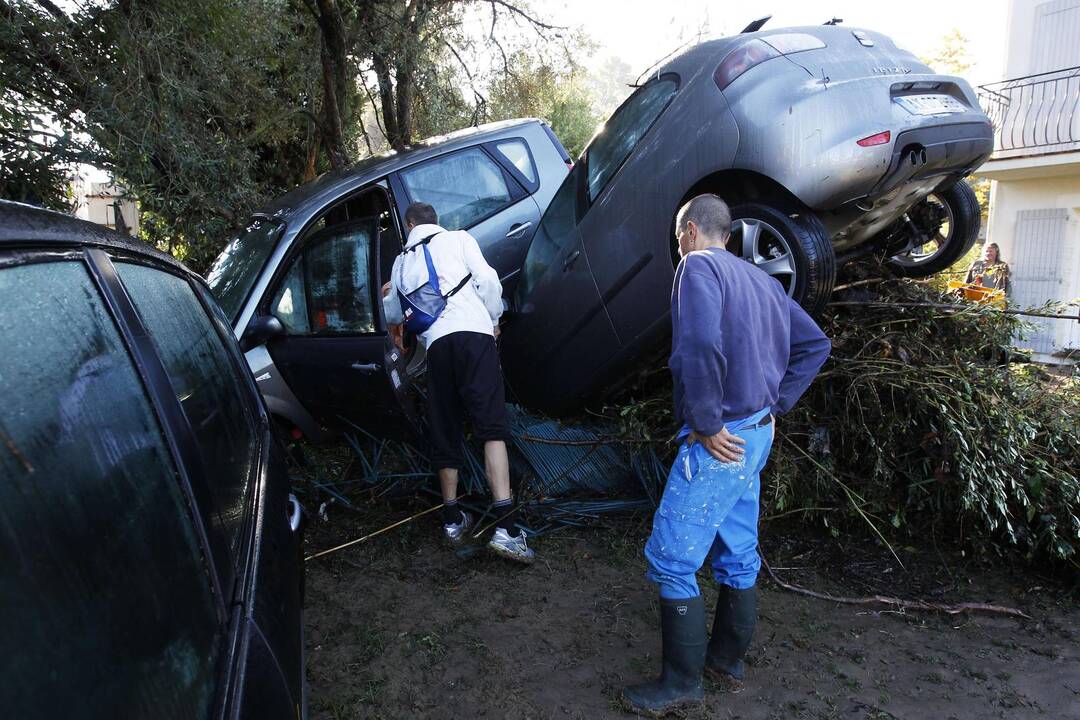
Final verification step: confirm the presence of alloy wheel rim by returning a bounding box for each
[731,217,797,297]
[890,193,956,267]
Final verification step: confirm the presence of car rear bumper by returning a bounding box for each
[870,122,993,198]
[727,64,992,211]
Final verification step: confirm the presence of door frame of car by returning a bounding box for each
[77,244,301,718]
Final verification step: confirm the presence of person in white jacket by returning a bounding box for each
[384,202,534,563]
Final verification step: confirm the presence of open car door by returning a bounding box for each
[261,216,419,436]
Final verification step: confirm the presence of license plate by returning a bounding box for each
[894,94,967,115]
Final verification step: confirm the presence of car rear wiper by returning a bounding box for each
[740,16,771,33]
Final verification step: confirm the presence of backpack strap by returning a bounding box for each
[443,272,473,300]
[404,231,442,252]
[420,244,442,296]
[401,229,471,301]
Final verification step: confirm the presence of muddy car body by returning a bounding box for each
[206,119,571,440]
[501,24,992,414]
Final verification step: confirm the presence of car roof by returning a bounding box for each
[653,24,886,77]
[0,199,190,274]
[255,118,544,220]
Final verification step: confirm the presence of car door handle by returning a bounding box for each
[505,221,532,239]
[287,494,302,533]
[563,249,581,271]
[351,362,381,373]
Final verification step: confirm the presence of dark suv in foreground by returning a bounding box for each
[0,201,304,719]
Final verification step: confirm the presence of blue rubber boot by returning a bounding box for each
[622,596,706,717]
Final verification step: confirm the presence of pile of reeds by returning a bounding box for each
[599,262,1080,567]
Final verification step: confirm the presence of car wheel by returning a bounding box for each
[728,202,836,316]
[885,181,980,277]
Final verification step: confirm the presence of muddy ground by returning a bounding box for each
[302,498,1079,720]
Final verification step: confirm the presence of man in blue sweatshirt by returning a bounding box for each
[623,194,831,716]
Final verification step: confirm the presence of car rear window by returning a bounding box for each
[495,139,538,184]
[586,77,678,202]
[206,217,283,324]
[117,262,259,564]
[0,261,221,719]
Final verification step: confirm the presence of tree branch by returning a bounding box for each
[32,0,66,19]
[474,0,564,32]
[761,554,1031,619]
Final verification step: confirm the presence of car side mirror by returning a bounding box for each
[240,315,285,352]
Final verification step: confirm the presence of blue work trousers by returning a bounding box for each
[645,408,775,599]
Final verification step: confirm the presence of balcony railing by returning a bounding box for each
[977,66,1080,158]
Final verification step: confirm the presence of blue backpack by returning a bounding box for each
[397,232,472,334]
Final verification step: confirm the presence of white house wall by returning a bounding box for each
[987,175,1080,354]
[1004,0,1080,77]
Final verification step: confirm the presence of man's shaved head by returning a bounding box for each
[676,194,732,242]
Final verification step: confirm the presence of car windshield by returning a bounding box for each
[206,217,284,324]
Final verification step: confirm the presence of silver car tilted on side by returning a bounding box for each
[501,21,993,414]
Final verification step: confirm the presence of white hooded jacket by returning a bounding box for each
[383,223,504,347]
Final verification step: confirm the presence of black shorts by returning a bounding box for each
[425,331,510,470]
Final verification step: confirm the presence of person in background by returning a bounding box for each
[622,194,830,716]
[965,242,1010,295]
[383,202,534,564]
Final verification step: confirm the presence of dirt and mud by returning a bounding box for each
[302,499,1079,720]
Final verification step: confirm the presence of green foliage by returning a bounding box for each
[583,55,635,118]
[486,52,601,159]
[0,94,75,211]
[1,0,320,272]
[920,28,973,76]
[1,0,582,271]
[777,269,1080,565]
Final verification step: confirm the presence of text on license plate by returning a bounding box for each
[894,94,967,115]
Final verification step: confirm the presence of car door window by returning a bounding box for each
[0,261,221,719]
[271,219,378,335]
[495,139,537,184]
[116,262,258,565]
[401,147,513,230]
[587,77,678,202]
[518,163,581,299]
[270,259,311,334]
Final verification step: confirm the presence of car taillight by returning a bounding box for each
[856,131,891,147]
[713,39,780,91]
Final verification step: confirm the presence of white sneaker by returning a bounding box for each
[487,527,535,564]
[442,510,473,546]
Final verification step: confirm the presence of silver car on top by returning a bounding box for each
[501,20,993,415]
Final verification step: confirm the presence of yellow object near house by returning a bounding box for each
[947,281,1007,310]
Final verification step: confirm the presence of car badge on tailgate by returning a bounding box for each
[872,67,911,75]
